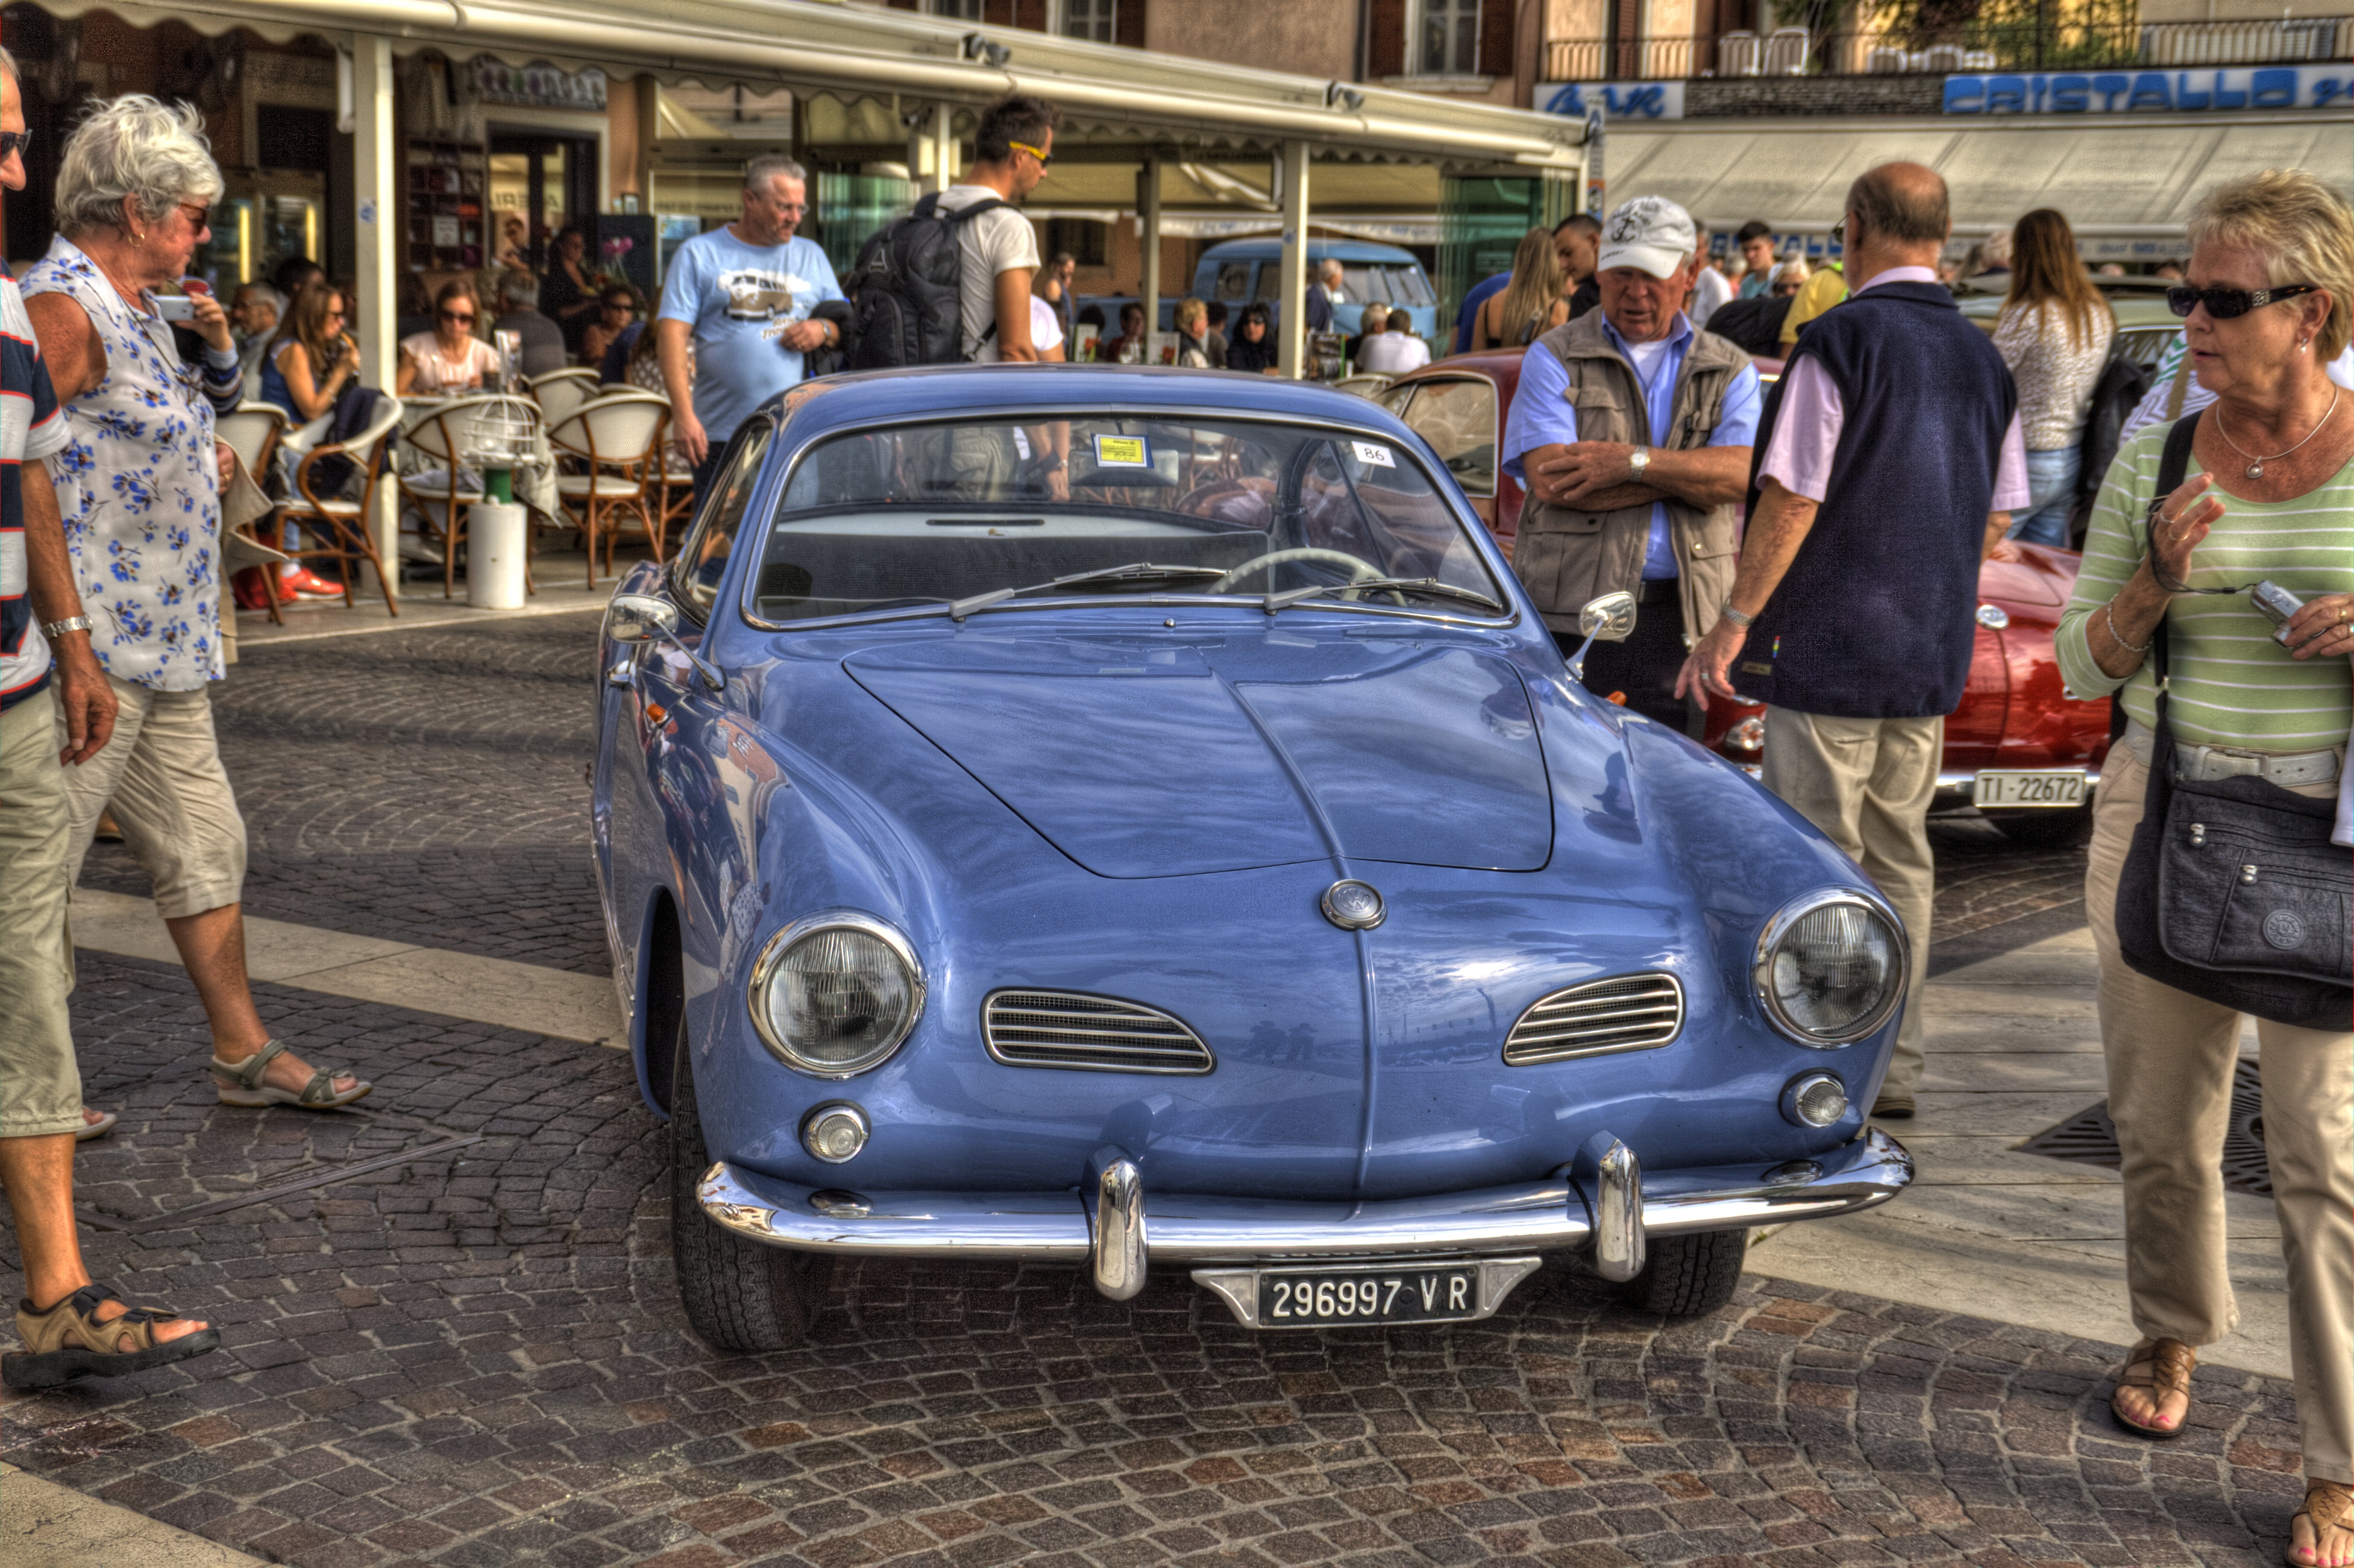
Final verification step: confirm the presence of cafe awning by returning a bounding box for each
[1602,112,2352,245]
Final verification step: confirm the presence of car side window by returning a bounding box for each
[1213,263,1252,302]
[673,420,776,621]
[1395,379,1497,497]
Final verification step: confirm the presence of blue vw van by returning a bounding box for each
[1079,237,1439,343]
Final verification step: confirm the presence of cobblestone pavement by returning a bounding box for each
[14,611,2277,1568]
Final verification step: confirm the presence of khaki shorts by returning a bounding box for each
[0,698,85,1140]
[57,674,246,920]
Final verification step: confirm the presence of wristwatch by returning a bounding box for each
[1628,447,1651,477]
[42,615,92,639]
[1719,600,1756,630]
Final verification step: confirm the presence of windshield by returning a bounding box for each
[752,415,1505,624]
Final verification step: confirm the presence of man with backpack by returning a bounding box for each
[656,154,845,501]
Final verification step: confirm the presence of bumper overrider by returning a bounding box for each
[698,1127,1913,1326]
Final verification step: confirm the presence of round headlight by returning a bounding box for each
[749,914,924,1076]
[1753,891,1904,1046]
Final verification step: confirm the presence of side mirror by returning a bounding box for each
[1579,591,1638,644]
[1564,590,1639,683]
[605,592,679,645]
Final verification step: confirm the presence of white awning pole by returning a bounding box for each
[1276,140,1308,380]
[1140,156,1161,339]
[351,32,400,598]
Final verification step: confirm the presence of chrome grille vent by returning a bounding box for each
[984,991,1214,1074]
[1503,973,1684,1065]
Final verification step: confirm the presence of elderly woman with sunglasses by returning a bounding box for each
[394,280,498,397]
[2056,167,2354,1568]
[23,97,374,1136]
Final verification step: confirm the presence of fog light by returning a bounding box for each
[1727,715,1765,753]
[801,1102,870,1164]
[1781,1071,1848,1128]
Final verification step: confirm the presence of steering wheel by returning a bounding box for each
[1211,548,1402,603]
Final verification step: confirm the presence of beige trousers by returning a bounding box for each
[2088,743,2353,1485]
[55,675,246,920]
[1760,709,1940,1097]
[0,699,84,1140]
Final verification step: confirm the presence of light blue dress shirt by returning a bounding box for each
[1501,313,1762,580]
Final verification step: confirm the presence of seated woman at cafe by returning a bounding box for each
[260,278,359,421]
[394,280,500,397]
[580,284,638,371]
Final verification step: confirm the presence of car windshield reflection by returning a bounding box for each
[750,415,1505,624]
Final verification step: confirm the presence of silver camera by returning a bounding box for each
[2247,580,2306,648]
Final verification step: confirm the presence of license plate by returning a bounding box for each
[1973,768,2086,808]
[1263,1265,1480,1326]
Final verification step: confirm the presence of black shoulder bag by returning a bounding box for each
[2112,410,2353,1028]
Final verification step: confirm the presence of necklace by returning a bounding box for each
[2215,386,2341,478]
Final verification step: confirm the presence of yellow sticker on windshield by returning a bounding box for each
[1093,435,1150,466]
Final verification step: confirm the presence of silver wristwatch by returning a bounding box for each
[1628,448,1650,477]
[42,615,92,639]
[1719,600,1756,630]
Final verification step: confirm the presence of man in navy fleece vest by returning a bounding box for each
[1676,162,2030,1118]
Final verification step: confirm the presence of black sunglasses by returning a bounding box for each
[2167,283,2321,320]
[0,130,30,159]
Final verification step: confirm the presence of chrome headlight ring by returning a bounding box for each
[746,910,926,1078]
[1751,888,1908,1048]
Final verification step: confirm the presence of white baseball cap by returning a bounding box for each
[1598,196,1698,280]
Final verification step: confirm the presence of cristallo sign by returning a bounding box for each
[1944,63,2353,113]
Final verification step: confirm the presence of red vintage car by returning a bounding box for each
[1379,347,2113,847]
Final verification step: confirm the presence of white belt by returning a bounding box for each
[2123,718,2343,788]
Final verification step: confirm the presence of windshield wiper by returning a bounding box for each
[945,563,1230,621]
[1260,577,1505,615]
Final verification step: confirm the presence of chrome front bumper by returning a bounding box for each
[698,1127,1913,1298]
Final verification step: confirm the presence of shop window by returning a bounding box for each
[1061,0,1115,40]
[1041,218,1106,268]
[929,0,983,16]
[1417,0,1481,74]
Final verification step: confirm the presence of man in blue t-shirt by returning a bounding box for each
[657,155,845,498]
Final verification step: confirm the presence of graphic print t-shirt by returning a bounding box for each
[0,268,70,712]
[656,228,843,444]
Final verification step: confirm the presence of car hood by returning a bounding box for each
[843,629,1553,877]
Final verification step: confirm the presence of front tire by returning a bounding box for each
[1620,1229,1748,1317]
[670,1020,829,1351]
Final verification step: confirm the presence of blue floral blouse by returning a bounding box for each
[25,236,222,691]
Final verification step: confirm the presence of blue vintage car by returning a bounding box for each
[592,364,1914,1351]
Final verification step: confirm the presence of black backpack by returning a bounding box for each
[1703,294,1791,358]
[843,192,1005,370]
[2072,333,2155,535]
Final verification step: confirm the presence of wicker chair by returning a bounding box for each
[547,390,669,586]
[215,402,290,624]
[277,394,406,616]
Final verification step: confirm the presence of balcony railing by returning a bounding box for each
[1544,16,2349,80]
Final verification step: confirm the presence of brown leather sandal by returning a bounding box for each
[2112,1336,2197,1438]
[2,1283,221,1388]
[2288,1480,2354,1568]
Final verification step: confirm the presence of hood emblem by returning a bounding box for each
[1321,879,1386,930]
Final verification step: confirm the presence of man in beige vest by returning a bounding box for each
[1502,195,1762,731]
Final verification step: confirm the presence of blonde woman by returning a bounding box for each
[1472,227,1566,351]
[1995,208,2117,545]
[2055,168,2353,1568]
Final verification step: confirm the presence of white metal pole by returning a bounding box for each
[1277,139,1310,380]
[351,33,400,598]
[1139,156,1161,338]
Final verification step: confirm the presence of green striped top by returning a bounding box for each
[2056,423,2354,751]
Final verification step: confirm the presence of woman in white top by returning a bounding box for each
[395,280,500,397]
[1992,208,2116,548]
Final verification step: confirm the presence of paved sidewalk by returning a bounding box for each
[1753,927,2287,1381]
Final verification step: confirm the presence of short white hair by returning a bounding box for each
[236,282,285,317]
[55,95,224,237]
[743,155,806,191]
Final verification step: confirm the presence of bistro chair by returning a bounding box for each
[529,367,603,431]
[398,395,545,599]
[216,402,290,624]
[277,393,405,617]
[547,389,668,586]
